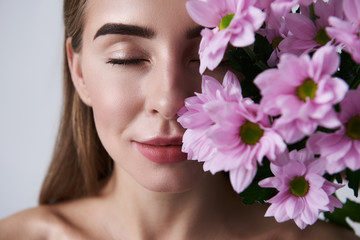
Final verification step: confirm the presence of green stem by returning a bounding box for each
[350,65,360,89]
[309,3,318,23]
[243,46,268,71]
[243,46,256,61]
[255,60,269,71]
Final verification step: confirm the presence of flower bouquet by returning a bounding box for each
[178,0,360,232]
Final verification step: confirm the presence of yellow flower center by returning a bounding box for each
[290,176,309,197]
[315,28,331,46]
[272,37,283,49]
[296,78,318,102]
[219,13,235,30]
[239,121,264,145]
[345,115,360,140]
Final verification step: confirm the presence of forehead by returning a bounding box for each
[83,0,198,40]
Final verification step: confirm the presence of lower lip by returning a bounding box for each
[134,142,187,163]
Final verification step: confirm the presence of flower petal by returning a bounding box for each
[186,0,221,27]
[311,45,339,80]
[285,197,304,219]
[229,164,257,193]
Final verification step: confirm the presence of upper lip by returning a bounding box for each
[135,137,183,146]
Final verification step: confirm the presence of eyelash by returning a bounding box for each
[106,58,148,66]
[106,58,230,67]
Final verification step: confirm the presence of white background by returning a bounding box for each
[0,0,359,237]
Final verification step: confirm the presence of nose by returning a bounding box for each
[144,54,198,120]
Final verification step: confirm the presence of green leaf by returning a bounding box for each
[335,51,360,90]
[309,3,319,23]
[227,34,273,104]
[253,34,274,65]
[346,169,360,197]
[324,172,343,184]
[324,199,360,232]
[315,126,340,134]
[286,137,308,151]
[228,48,262,103]
[238,159,276,205]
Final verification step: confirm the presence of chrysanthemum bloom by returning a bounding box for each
[307,86,360,174]
[179,71,286,193]
[191,75,286,192]
[186,0,266,73]
[259,149,343,229]
[178,71,243,163]
[326,0,360,63]
[279,0,343,56]
[202,90,286,193]
[254,44,348,143]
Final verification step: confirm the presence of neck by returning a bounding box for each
[100,164,242,240]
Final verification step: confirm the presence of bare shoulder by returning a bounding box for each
[245,220,359,240]
[298,220,359,240]
[0,205,82,240]
[223,202,359,240]
[264,219,359,240]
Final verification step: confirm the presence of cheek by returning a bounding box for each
[83,65,143,144]
[93,84,139,123]
[92,87,138,134]
[87,77,144,170]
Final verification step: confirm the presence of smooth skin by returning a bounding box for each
[0,0,358,239]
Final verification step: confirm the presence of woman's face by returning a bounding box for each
[70,0,222,192]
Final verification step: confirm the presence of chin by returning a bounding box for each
[134,160,207,194]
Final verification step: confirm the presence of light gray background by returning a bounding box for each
[0,0,359,236]
[0,0,62,218]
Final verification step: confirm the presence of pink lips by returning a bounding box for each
[134,137,187,163]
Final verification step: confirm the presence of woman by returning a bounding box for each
[0,0,357,239]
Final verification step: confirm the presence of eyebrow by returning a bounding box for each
[94,23,155,40]
[93,23,203,40]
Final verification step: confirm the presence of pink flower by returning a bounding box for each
[307,86,360,174]
[178,71,286,193]
[186,0,266,73]
[279,0,343,56]
[254,44,348,143]
[178,71,243,163]
[326,0,360,63]
[204,97,286,193]
[259,149,343,229]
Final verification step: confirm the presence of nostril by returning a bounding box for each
[145,89,187,120]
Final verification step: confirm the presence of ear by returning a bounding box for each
[66,38,92,106]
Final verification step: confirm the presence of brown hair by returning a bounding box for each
[39,0,113,204]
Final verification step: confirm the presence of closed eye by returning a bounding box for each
[190,59,200,63]
[106,58,149,66]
